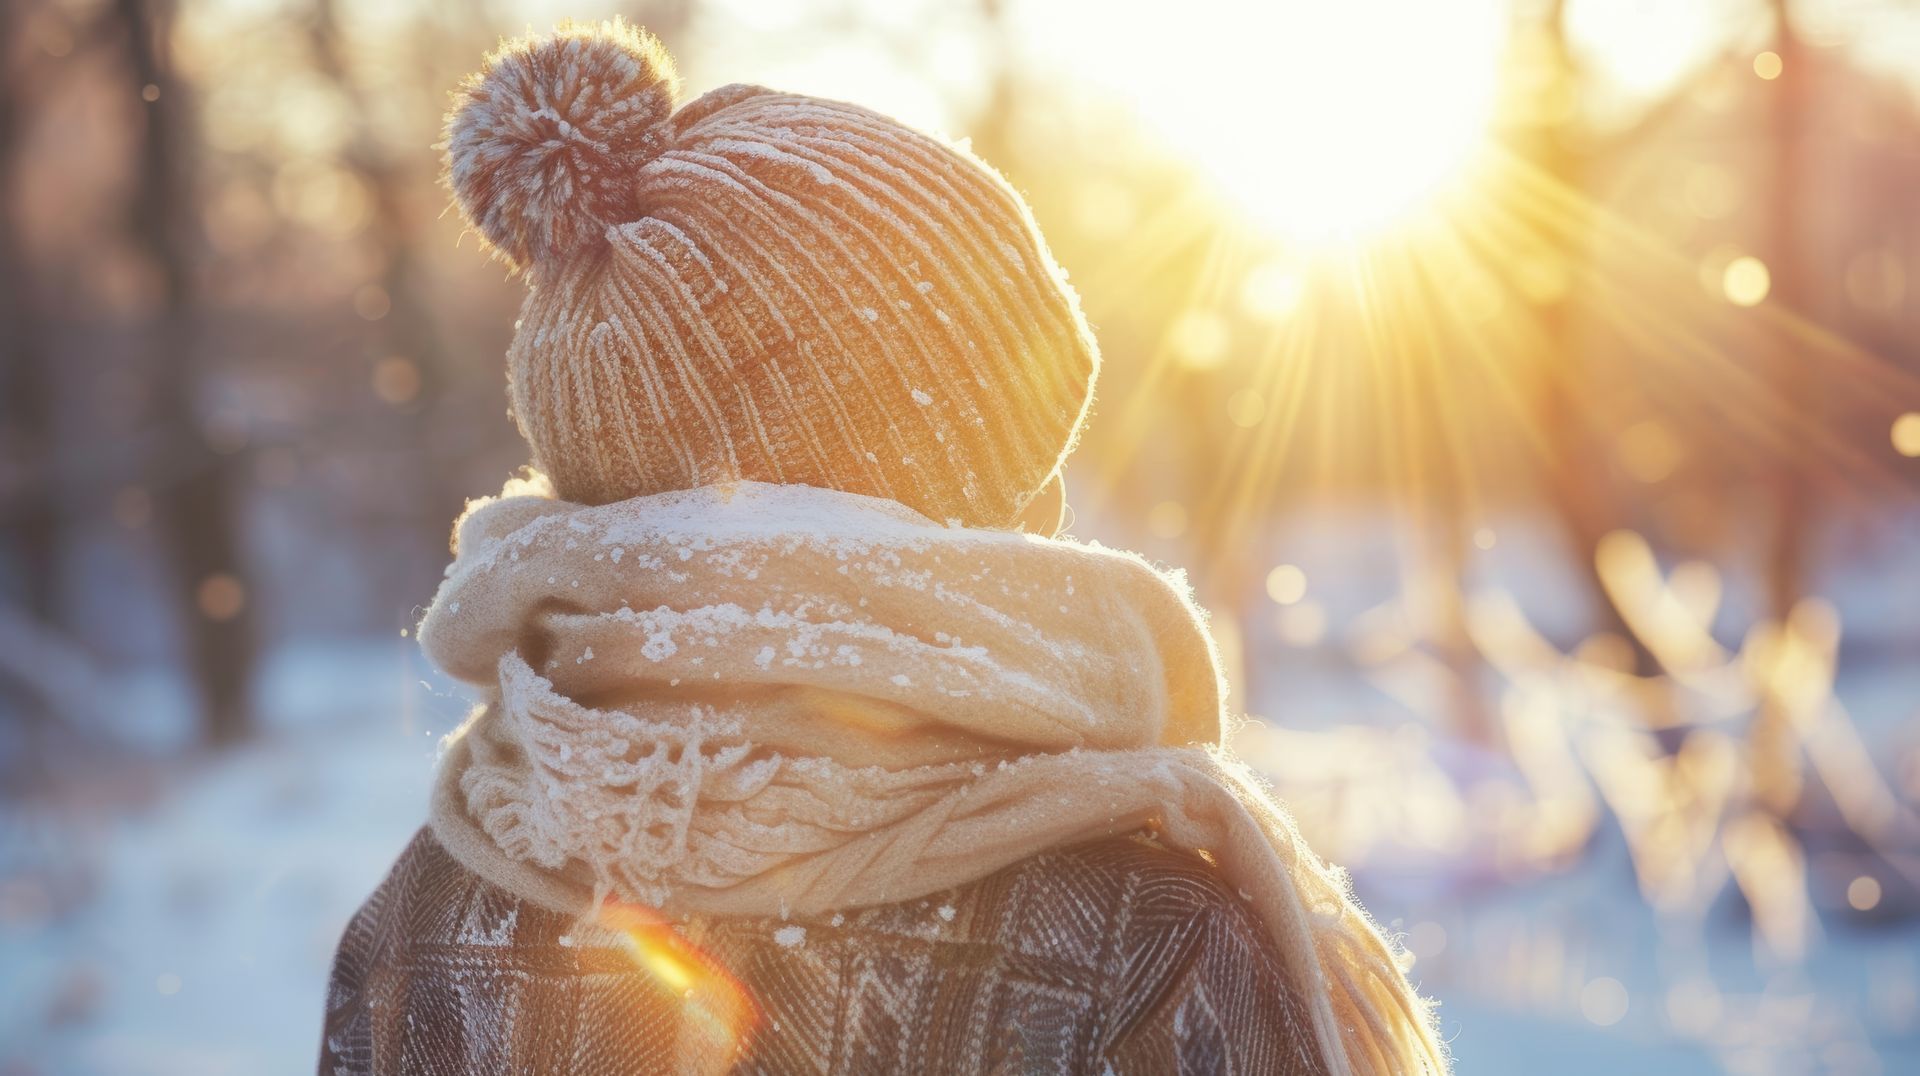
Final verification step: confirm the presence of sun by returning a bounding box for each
[1040,0,1507,242]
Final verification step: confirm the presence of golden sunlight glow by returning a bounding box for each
[1239,261,1306,322]
[1227,388,1267,428]
[1147,500,1188,538]
[1032,0,1505,241]
[1168,309,1232,368]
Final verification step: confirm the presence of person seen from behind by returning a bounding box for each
[319,20,1446,1076]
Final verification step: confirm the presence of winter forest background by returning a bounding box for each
[4,0,1920,1072]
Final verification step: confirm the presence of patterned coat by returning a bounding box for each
[320,829,1322,1075]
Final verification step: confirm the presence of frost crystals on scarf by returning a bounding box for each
[421,479,1446,1076]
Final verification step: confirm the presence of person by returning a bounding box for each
[319,20,1444,1076]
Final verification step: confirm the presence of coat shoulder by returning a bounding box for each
[345,827,577,951]
[318,829,618,1075]
[966,835,1284,971]
[1019,838,1324,1074]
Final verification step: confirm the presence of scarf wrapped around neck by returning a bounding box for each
[420,478,1445,1076]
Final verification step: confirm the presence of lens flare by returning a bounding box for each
[595,902,757,1072]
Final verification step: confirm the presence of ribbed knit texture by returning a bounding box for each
[445,21,1098,527]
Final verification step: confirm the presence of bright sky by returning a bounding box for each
[1010,0,1509,241]
[472,0,1912,245]
[683,0,1756,244]
[1563,0,1748,105]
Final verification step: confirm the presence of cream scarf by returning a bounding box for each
[421,478,1445,1075]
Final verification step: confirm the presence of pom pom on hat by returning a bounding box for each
[445,22,1101,528]
[445,20,679,269]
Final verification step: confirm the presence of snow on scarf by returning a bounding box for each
[421,478,1446,1076]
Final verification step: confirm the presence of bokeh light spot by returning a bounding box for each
[196,573,247,622]
[1168,310,1230,369]
[1266,564,1307,605]
[1581,976,1629,1026]
[374,356,422,406]
[1722,256,1771,306]
[1893,413,1920,458]
[1228,388,1267,428]
[1619,419,1682,483]
[353,283,392,321]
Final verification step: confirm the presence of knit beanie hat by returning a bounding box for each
[445,20,1099,527]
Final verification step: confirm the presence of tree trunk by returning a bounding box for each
[117,0,255,746]
[0,1,59,624]
[1525,0,1665,682]
[1752,0,1810,818]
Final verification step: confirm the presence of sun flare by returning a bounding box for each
[1044,0,1507,242]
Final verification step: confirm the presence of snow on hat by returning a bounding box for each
[445,20,1099,526]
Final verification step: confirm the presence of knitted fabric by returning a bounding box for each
[418,479,1447,1076]
[445,22,1098,527]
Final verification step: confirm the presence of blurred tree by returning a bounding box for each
[1752,0,1811,820]
[1508,0,1663,681]
[115,0,255,746]
[305,0,462,557]
[0,0,58,624]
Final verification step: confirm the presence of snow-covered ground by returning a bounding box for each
[0,641,458,1076]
